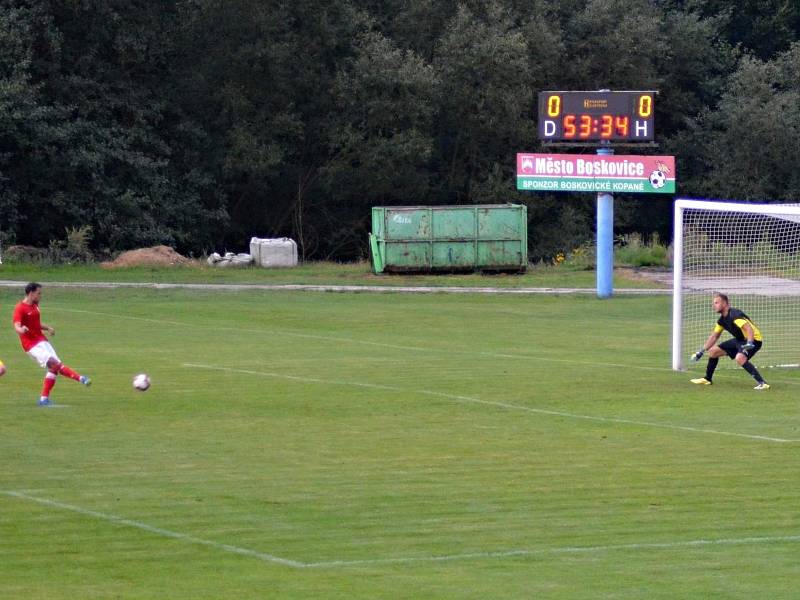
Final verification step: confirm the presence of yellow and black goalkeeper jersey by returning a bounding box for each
[715,308,763,342]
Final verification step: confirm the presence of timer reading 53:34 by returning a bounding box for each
[538,91,655,142]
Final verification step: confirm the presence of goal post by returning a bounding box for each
[672,199,800,371]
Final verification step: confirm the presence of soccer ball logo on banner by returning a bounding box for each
[649,170,666,189]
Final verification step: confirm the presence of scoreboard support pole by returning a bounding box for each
[596,145,614,298]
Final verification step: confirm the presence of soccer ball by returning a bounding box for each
[0,359,5,377]
[132,373,151,391]
[649,170,666,189]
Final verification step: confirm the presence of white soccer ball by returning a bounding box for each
[649,170,666,189]
[132,373,151,391]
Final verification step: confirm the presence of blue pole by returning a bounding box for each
[596,145,614,298]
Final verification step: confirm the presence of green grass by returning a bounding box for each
[1,287,799,599]
[0,260,665,289]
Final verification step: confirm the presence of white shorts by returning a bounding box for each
[27,341,61,369]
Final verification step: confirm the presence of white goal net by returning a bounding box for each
[672,199,800,371]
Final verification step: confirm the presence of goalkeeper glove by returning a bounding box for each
[691,349,705,361]
[741,341,756,356]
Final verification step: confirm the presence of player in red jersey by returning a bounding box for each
[13,282,91,406]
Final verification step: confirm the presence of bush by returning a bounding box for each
[47,226,95,264]
[3,245,48,263]
[614,232,669,267]
[3,227,96,265]
[555,233,670,269]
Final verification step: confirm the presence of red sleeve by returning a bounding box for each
[12,303,23,325]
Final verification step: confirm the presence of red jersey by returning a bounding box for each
[13,301,47,352]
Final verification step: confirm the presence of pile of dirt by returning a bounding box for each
[101,245,192,268]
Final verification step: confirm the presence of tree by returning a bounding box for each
[692,43,800,201]
[690,0,800,61]
[0,1,226,253]
[321,30,438,258]
[0,4,66,245]
[171,0,372,257]
[433,1,534,204]
[354,0,458,60]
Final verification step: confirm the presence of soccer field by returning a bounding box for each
[1,287,799,599]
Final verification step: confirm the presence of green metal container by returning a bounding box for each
[369,204,527,273]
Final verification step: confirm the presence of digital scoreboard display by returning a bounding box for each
[538,91,655,142]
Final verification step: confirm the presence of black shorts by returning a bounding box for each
[719,338,762,359]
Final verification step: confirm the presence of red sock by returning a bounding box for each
[58,364,81,381]
[42,373,57,398]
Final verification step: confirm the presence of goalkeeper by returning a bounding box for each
[690,292,769,390]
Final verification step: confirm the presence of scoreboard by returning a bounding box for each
[538,91,655,143]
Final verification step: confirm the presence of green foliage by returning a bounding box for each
[526,197,595,263]
[3,0,800,260]
[693,0,800,60]
[614,232,670,267]
[434,2,534,203]
[564,0,669,89]
[687,43,800,201]
[0,1,226,254]
[552,232,670,269]
[562,241,595,269]
[322,29,439,257]
[48,225,94,264]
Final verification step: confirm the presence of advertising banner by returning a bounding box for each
[516,153,675,194]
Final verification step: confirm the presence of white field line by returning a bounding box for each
[1,490,303,568]
[301,534,800,568]
[182,363,800,444]
[6,489,800,569]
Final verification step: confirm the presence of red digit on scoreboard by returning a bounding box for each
[579,115,592,138]
[563,115,576,137]
[615,116,629,137]
[600,115,613,138]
